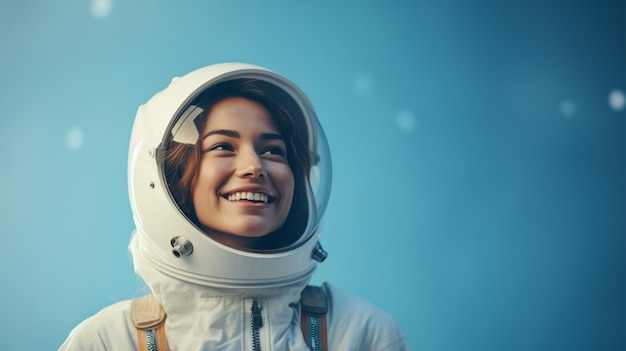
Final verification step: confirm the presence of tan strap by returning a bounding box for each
[300,285,329,351]
[319,314,329,351]
[300,312,329,351]
[131,295,166,329]
[135,323,167,351]
[136,328,148,351]
[131,295,168,351]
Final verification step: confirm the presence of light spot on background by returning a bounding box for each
[353,73,372,96]
[65,127,84,151]
[91,0,113,19]
[559,100,576,117]
[396,109,416,132]
[608,89,625,112]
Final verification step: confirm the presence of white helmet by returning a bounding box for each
[128,63,332,289]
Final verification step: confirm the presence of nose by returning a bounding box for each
[236,147,266,178]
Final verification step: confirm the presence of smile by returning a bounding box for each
[226,192,270,203]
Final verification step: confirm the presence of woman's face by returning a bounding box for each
[192,97,295,239]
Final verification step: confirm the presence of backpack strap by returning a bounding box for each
[300,285,329,351]
[130,294,168,351]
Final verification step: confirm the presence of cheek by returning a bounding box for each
[191,165,222,227]
[276,165,295,202]
[192,161,221,203]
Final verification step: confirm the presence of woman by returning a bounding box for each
[59,63,409,350]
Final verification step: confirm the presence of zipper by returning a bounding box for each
[144,328,158,351]
[250,299,264,351]
[308,316,323,351]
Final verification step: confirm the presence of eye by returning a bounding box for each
[204,143,234,153]
[261,146,286,157]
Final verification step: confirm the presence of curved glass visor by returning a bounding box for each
[161,75,331,254]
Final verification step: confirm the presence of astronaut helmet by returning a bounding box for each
[128,63,332,289]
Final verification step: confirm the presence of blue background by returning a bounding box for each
[0,0,624,350]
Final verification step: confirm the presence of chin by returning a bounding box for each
[202,220,270,237]
[228,226,275,238]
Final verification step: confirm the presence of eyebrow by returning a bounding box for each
[202,129,239,139]
[202,129,284,142]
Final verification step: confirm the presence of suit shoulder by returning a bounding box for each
[321,282,410,351]
[58,299,137,350]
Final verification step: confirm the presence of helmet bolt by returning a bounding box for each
[311,242,328,262]
[171,236,194,257]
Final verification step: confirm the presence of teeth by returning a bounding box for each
[227,192,268,203]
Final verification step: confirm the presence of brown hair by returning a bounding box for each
[162,79,313,251]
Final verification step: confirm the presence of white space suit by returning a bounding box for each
[59,63,409,351]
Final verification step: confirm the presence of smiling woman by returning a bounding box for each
[194,97,295,243]
[58,63,409,351]
[163,80,313,251]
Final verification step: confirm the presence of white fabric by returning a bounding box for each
[58,234,409,351]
